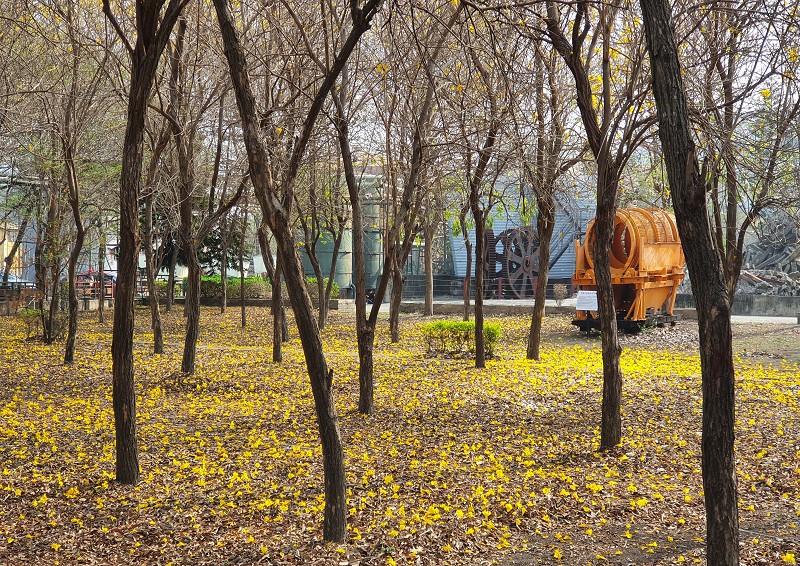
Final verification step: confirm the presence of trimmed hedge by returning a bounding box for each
[420,320,500,359]
[197,274,338,302]
[199,275,270,299]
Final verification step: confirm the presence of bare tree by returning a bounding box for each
[513,42,584,360]
[167,15,244,375]
[442,5,521,368]
[141,118,172,354]
[60,0,110,363]
[213,0,383,542]
[294,138,350,329]
[640,1,739,562]
[680,0,800,298]
[103,0,187,485]
[543,0,654,448]
[334,1,462,413]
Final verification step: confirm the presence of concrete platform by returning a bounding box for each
[388,297,799,325]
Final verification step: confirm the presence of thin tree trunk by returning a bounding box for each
[143,193,164,353]
[423,224,434,316]
[527,197,554,360]
[332,99,374,415]
[221,213,228,313]
[181,241,200,374]
[170,18,202,376]
[313,260,325,324]
[41,171,62,344]
[98,239,105,323]
[640,2,739,562]
[336,4,461,414]
[239,248,246,328]
[44,255,61,343]
[239,253,246,326]
[62,6,87,363]
[545,0,625,450]
[63,211,84,364]
[320,228,344,329]
[166,239,177,313]
[239,197,248,328]
[460,207,472,322]
[142,121,169,351]
[214,0,380,540]
[272,257,283,363]
[595,169,622,449]
[388,266,403,343]
[472,217,486,368]
[526,52,551,361]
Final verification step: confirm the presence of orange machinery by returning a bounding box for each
[572,207,686,332]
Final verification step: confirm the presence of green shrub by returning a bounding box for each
[198,275,270,300]
[19,308,41,340]
[306,277,340,301]
[154,280,180,299]
[18,307,67,341]
[420,320,501,359]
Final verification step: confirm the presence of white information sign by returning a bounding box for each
[575,290,598,311]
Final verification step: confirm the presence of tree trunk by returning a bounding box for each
[388,265,403,343]
[171,17,201,376]
[220,214,228,314]
[42,175,62,344]
[113,98,145,483]
[272,258,283,363]
[239,242,246,328]
[106,0,185,484]
[320,227,344,329]
[143,193,164,354]
[460,208,472,322]
[314,262,325,326]
[527,197,555,360]
[166,240,177,313]
[274,232,347,543]
[595,169,623,449]
[63,164,84,361]
[239,198,248,328]
[61,13,85,363]
[113,89,145,484]
[640,1,739,562]
[181,240,201,374]
[98,240,105,324]
[423,223,434,316]
[472,216,486,368]
[44,246,61,343]
[331,84,375,415]
[214,0,371,537]
[63,220,84,365]
[358,322,375,414]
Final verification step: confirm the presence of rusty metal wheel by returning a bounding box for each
[503,228,539,299]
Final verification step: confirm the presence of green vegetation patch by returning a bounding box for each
[421,319,501,358]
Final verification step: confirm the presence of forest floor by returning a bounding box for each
[0,307,798,565]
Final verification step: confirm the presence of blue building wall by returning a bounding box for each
[451,196,593,285]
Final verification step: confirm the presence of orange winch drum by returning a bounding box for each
[573,207,686,330]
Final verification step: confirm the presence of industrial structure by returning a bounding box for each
[572,207,686,332]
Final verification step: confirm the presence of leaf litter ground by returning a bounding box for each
[0,307,798,565]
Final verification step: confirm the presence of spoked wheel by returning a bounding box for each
[503,228,540,299]
[483,228,504,298]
